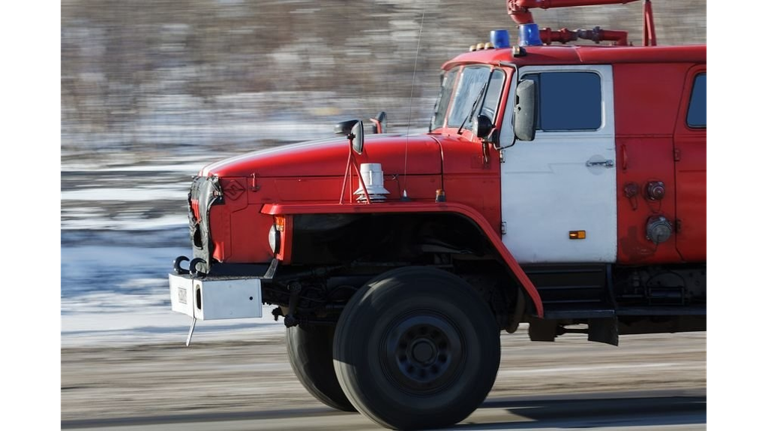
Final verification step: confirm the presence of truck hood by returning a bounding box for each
[200,134,443,177]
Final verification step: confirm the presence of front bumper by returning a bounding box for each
[169,273,263,320]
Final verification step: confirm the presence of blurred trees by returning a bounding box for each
[61,0,706,159]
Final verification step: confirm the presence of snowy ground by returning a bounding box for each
[60,150,284,347]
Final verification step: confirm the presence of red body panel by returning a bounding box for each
[673,65,707,262]
[439,138,502,235]
[201,134,441,178]
[614,62,690,264]
[210,177,273,263]
[612,61,706,264]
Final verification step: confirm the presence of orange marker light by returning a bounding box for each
[275,215,286,232]
[569,230,586,240]
[435,189,446,202]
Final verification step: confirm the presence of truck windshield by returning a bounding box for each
[430,65,505,131]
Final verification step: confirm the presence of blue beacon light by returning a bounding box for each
[490,29,511,49]
[518,23,543,46]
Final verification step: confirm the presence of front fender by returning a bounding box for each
[261,201,544,317]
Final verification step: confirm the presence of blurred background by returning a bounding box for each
[62,0,706,165]
[60,0,706,346]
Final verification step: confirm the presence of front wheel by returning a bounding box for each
[286,324,355,412]
[333,267,501,429]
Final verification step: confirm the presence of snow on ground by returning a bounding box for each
[62,214,189,231]
[61,240,284,347]
[62,187,189,202]
[61,154,284,347]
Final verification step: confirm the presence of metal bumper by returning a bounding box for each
[169,273,263,320]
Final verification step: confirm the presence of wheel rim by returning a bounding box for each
[381,311,465,394]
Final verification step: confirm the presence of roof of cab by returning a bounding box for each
[442,44,706,70]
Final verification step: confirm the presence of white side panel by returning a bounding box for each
[500,65,617,263]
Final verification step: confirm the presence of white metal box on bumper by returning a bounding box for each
[168,274,262,320]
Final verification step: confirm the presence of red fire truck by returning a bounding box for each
[169,0,705,428]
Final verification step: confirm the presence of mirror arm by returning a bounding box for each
[483,128,500,147]
[494,134,517,151]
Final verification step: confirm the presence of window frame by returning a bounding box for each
[520,70,604,132]
[513,65,614,140]
[502,64,614,148]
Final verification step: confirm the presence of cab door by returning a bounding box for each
[499,65,617,263]
[673,66,706,262]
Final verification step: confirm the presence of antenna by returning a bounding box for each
[402,6,427,201]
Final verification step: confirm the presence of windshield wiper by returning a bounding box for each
[457,81,489,134]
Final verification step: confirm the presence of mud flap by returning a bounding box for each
[528,317,559,342]
[588,317,619,346]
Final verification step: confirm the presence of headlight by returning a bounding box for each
[268,224,280,254]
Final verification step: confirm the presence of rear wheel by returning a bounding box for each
[333,266,501,429]
[286,324,355,412]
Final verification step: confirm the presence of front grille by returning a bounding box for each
[187,175,223,273]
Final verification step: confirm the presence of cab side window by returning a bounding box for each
[686,73,706,128]
[524,72,602,131]
[479,69,505,121]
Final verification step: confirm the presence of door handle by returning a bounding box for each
[621,144,628,171]
[586,159,614,168]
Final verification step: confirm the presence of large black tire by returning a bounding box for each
[333,267,501,429]
[286,324,356,412]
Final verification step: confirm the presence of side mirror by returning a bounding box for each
[472,114,493,139]
[370,111,387,134]
[514,79,537,141]
[335,119,365,154]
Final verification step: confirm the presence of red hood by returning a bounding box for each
[201,134,443,177]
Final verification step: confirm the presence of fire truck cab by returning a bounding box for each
[168,1,705,428]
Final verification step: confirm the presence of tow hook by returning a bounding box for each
[173,256,190,275]
[189,258,207,278]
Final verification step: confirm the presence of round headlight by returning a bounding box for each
[268,224,280,254]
